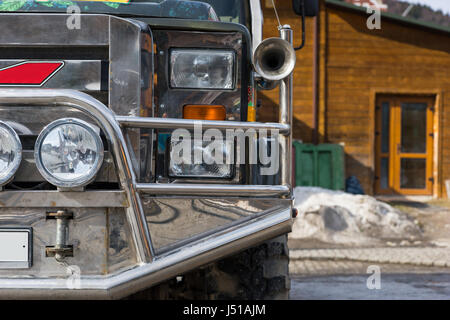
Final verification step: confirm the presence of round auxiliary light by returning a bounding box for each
[35,118,104,188]
[0,121,22,187]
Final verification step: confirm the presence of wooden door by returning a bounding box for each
[375,96,434,195]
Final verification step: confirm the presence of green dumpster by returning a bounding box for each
[293,142,345,190]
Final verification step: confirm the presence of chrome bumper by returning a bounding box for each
[0,206,291,299]
[0,88,293,299]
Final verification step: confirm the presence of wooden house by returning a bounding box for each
[259,0,450,197]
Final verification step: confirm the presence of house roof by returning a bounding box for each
[326,0,450,35]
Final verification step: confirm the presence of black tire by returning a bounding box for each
[128,235,290,300]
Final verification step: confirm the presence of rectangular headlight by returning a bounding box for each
[170,49,235,90]
[169,137,234,178]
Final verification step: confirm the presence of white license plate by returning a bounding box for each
[0,228,32,269]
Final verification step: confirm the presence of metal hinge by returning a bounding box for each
[45,210,74,260]
[429,177,435,184]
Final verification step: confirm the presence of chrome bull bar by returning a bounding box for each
[136,183,289,197]
[0,86,293,298]
[116,115,290,134]
[0,89,154,264]
[115,115,292,197]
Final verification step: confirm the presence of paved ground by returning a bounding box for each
[290,273,450,300]
[289,258,450,275]
[289,247,450,274]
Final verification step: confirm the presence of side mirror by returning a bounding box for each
[292,0,319,17]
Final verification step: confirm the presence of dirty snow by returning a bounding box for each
[290,187,422,246]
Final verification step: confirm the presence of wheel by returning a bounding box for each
[128,235,290,300]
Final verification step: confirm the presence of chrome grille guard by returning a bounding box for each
[0,85,293,299]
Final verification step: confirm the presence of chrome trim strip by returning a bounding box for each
[249,0,263,53]
[279,26,294,192]
[137,183,290,197]
[0,191,127,208]
[0,89,154,263]
[0,206,292,299]
[116,116,291,135]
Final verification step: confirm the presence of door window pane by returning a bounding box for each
[381,102,390,153]
[401,103,427,153]
[400,158,426,189]
[380,157,389,189]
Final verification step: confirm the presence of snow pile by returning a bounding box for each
[290,187,421,245]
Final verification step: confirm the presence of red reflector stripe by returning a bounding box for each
[0,62,64,86]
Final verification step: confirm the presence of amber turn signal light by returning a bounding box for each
[183,105,226,121]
